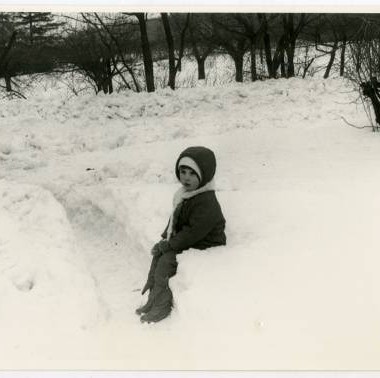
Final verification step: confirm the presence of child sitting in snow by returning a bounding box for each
[136,146,226,323]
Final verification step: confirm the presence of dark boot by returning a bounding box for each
[140,285,173,323]
[135,289,154,315]
[140,304,172,323]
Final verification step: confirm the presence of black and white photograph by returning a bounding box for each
[1,4,380,371]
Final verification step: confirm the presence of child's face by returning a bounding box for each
[179,166,200,192]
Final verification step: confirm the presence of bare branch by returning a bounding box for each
[341,116,374,129]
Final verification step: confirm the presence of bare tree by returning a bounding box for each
[209,14,249,83]
[130,13,155,92]
[0,30,17,92]
[281,13,310,78]
[84,13,141,92]
[314,15,341,79]
[230,13,263,81]
[257,13,287,78]
[134,13,155,92]
[298,43,316,78]
[188,14,215,80]
[160,12,190,89]
[312,14,357,79]
[59,23,116,94]
[346,15,380,131]
[60,13,141,94]
[0,12,63,96]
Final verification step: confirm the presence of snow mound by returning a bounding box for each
[0,181,102,339]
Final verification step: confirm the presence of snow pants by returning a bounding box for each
[146,251,178,309]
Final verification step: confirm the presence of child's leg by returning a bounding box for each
[140,251,177,323]
[141,255,160,294]
[153,251,178,288]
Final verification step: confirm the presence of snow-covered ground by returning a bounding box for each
[1,73,380,369]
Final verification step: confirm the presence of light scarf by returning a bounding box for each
[166,179,216,240]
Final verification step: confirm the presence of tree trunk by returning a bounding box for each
[283,14,295,78]
[94,65,105,94]
[258,14,275,78]
[263,32,274,78]
[96,81,102,94]
[197,57,206,80]
[97,59,113,95]
[234,54,244,82]
[340,36,347,77]
[280,50,286,77]
[324,42,338,79]
[136,13,155,92]
[250,40,257,81]
[106,58,113,94]
[361,79,380,131]
[271,34,287,78]
[161,13,176,90]
[234,38,247,83]
[355,47,361,75]
[5,73,12,92]
[286,42,296,77]
[287,54,295,77]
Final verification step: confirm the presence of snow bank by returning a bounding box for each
[0,181,103,359]
[1,74,380,369]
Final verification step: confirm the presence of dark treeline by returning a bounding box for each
[0,12,379,97]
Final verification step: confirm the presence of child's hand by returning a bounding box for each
[157,240,172,254]
[151,240,173,256]
[151,243,161,256]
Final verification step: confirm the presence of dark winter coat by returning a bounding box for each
[161,190,226,252]
[161,146,226,253]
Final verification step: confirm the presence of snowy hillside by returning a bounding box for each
[1,75,380,369]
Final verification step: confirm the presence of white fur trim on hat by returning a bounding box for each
[178,156,202,181]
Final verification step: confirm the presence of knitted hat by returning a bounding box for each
[175,146,216,187]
